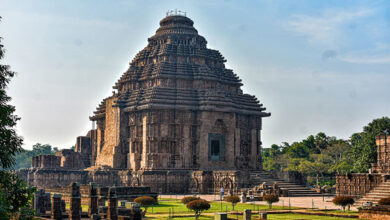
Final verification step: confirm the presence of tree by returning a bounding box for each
[186,199,210,220]
[332,196,354,212]
[263,194,279,209]
[0,17,36,218]
[13,143,58,170]
[349,117,390,173]
[0,17,23,169]
[181,196,200,204]
[224,195,240,210]
[134,196,157,216]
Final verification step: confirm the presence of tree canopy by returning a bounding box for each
[262,117,390,185]
[13,143,58,170]
[0,17,36,219]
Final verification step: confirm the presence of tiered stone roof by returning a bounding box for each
[91,15,269,119]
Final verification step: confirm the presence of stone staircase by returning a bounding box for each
[355,181,390,207]
[250,171,323,197]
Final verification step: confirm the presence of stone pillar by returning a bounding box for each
[243,209,251,220]
[215,213,228,220]
[98,187,108,207]
[259,212,267,219]
[34,189,46,216]
[107,187,118,220]
[89,182,98,217]
[69,182,81,220]
[240,190,247,203]
[51,193,62,220]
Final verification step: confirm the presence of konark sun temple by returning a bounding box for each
[18,13,273,193]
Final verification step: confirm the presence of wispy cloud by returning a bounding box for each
[285,8,375,46]
[338,43,390,64]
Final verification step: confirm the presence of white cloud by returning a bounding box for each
[285,8,375,46]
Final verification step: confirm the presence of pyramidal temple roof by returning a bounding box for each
[91,15,270,119]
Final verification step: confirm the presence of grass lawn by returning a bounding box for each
[144,199,300,215]
[267,213,358,220]
[65,199,359,219]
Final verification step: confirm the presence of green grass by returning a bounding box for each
[144,199,300,215]
[65,199,359,219]
[267,213,358,220]
[146,213,356,220]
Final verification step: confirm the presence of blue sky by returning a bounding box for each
[1,0,389,149]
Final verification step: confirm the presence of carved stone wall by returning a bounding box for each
[336,174,383,198]
[17,168,250,193]
[336,135,390,198]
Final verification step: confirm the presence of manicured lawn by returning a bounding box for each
[267,213,358,220]
[66,199,359,219]
[144,199,300,215]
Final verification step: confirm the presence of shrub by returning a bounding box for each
[224,195,240,210]
[186,199,210,220]
[332,196,354,212]
[134,196,157,216]
[378,197,390,205]
[263,194,279,209]
[181,196,200,204]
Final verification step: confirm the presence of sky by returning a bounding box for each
[0,0,389,150]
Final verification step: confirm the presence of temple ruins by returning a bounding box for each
[18,13,273,193]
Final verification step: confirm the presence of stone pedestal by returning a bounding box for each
[69,182,81,220]
[51,193,62,220]
[214,213,228,220]
[107,187,118,220]
[89,182,99,217]
[259,212,267,219]
[243,209,251,220]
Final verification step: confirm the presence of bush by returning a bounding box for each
[224,195,240,210]
[134,196,157,216]
[332,196,354,211]
[186,199,210,220]
[378,197,390,205]
[263,194,279,209]
[181,196,200,204]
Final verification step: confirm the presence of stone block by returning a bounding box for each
[243,209,251,220]
[214,213,228,220]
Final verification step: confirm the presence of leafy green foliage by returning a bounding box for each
[263,194,279,209]
[332,196,354,211]
[348,117,390,172]
[134,196,157,216]
[378,197,390,205]
[262,117,390,183]
[0,18,36,218]
[0,18,23,170]
[186,199,210,220]
[224,195,240,210]
[181,196,200,204]
[13,143,58,170]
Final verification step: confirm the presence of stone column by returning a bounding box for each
[243,209,251,220]
[69,182,81,220]
[89,182,98,217]
[34,189,46,216]
[107,187,118,220]
[51,193,62,220]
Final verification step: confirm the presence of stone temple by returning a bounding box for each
[18,13,271,193]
